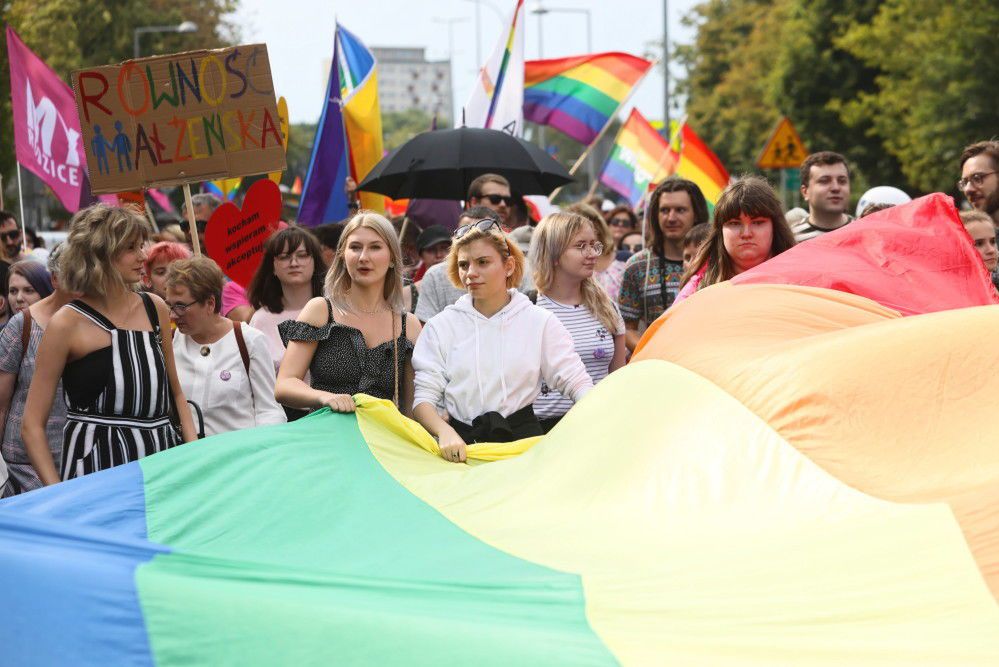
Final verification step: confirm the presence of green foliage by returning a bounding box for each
[677,0,999,198]
[285,122,317,185]
[382,109,440,151]
[0,0,240,213]
[838,0,999,192]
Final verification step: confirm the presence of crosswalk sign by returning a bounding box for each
[756,117,808,169]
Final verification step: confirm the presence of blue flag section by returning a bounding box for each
[297,36,350,227]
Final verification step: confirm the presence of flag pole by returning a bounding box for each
[183,183,202,257]
[15,163,27,242]
[549,59,660,202]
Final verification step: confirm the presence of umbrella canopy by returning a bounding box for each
[358,127,573,200]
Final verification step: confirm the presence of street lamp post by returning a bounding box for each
[133,20,198,59]
[433,17,469,123]
[530,3,596,182]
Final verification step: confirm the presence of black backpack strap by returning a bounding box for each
[232,321,251,375]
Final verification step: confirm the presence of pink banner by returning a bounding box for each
[6,26,86,212]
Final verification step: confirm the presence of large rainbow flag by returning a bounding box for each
[2,195,999,664]
[598,108,675,207]
[524,53,654,145]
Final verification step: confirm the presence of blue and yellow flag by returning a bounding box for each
[338,24,384,213]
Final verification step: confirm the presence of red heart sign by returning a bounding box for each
[205,179,283,288]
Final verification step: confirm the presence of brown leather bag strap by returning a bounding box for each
[19,307,32,365]
[232,321,250,375]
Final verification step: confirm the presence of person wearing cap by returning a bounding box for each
[412,225,452,283]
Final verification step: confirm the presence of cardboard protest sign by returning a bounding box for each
[268,96,289,185]
[72,44,286,194]
[205,178,283,287]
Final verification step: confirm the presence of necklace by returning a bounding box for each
[351,302,386,315]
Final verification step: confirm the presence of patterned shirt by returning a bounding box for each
[791,215,855,243]
[534,295,624,419]
[617,249,685,327]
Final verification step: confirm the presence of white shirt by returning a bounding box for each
[173,325,286,436]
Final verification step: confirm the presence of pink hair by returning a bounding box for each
[144,241,191,276]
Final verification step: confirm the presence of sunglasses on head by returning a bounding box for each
[454,218,502,239]
[1,230,21,241]
[480,193,514,207]
[179,219,208,233]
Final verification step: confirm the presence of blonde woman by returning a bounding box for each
[22,204,195,484]
[275,212,421,415]
[412,219,593,463]
[530,211,627,432]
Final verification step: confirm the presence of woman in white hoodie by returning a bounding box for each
[412,219,593,463]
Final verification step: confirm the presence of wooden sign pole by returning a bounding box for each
[183,183,202,257]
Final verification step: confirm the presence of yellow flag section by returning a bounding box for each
[756,116,808,169]
[338,24,385,213]
[267,96,290,185]
[354,356,999,664]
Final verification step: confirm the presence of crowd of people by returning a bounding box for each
[1,139,997,493]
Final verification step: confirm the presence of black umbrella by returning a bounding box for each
[357,127,573,199]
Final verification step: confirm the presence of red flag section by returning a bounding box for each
[733,194,999,315]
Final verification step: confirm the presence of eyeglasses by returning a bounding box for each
[609,217,633,227]
[621,243,643,253]
[572,241,604,256]
[480,194,515,207]
[454,218,502,239]
[179,220,208,233]
[275,250,313,264]
[0,230,21,241]
[958,171,998,191]
[166,300,198,315]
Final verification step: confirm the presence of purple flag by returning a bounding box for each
[6,27,86,212]
[297,36,350,226]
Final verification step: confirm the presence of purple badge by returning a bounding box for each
[593,348,608,360]
[220,370,232,381]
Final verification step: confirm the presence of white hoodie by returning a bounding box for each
[413,289,593,425]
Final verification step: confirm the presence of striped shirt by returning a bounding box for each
[791,215,854,243]
[533,295,624,419]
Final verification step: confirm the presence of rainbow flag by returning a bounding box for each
[599,108,676,207]
[338,24,384,212]
[203,178,241,201]
[670,122,729,209]
[462,0,525,135]
[524,53,654,145]
[3,197,999,664]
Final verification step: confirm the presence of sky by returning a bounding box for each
[238,0,700,125]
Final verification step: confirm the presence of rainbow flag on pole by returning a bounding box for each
[524,53,654,145]
[671,122,729,209]
[598,108,675,207]
[462,0,525,135]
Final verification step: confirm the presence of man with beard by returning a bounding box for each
[792,152,853,243]
[959,141,999,225]
[618,178,708,351]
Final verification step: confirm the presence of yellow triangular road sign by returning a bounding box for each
[756,117,808,169]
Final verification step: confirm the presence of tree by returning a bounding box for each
[838,0,999,193]
[675,0,790,177]
[381,109,437,151]
[0,0,240,217]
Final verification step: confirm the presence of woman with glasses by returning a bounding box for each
[412,218,592,462]
[22,204,195,485]
[530,212,627,433]
[247,227,327,373]
[275,212,421,415]
[566,202,625,302]
[168,258,285,437]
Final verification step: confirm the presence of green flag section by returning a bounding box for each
[135,411,614,666]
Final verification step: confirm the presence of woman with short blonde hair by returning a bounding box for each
[413,218,593,462]
[276,211,421,416]
[23,204,195,485]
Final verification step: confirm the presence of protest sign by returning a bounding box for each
[268,96,289,185]
[205,178,282,287]
[72,44,286,194]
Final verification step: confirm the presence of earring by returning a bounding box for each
[389,263,395,268]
